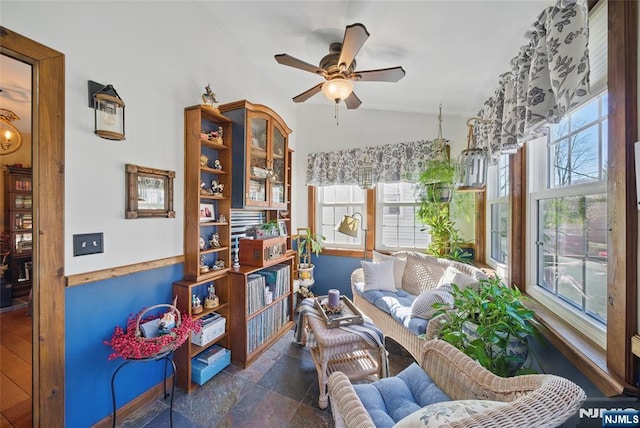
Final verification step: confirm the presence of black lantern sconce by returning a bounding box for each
[88,80,125,140]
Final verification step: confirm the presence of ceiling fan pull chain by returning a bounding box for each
[335,100,340,126]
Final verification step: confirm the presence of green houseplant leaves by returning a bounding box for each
[432,276,540,377]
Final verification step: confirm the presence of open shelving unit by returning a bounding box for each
[173,105,233,393]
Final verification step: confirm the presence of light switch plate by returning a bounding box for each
[73,232,104,256]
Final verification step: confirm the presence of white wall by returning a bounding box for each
[2,1,298,275]
[292,103,474,239]
[2,1,479,274]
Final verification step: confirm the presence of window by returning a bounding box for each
[317,185,366,248]
[377,182,429,251]
[486,155,509,266]
[528,90,608,346]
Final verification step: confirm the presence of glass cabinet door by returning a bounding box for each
[247,114,268,205]
[12,175,32,192]
[271,126,286,205]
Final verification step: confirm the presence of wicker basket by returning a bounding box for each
[106,304,200,361]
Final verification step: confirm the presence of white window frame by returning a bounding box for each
[526,90,608,350]
[375,182,429,252]
[485,155,510,272]
[316,184,366,249]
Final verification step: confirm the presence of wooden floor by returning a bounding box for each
[0,306,32,428]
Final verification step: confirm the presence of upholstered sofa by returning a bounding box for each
[350,251,488,361]
[328,339,587,428]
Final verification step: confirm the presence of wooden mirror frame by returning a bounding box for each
[125,164,175,219]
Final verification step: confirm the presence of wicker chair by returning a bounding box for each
[328,339,586,428]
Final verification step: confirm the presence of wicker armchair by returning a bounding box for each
[328,339,586,428]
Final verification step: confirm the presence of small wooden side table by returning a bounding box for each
[302,314,385,409]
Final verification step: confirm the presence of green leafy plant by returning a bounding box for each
[416,159,474,261]
[296,228,325,267]
[432,276,540,377]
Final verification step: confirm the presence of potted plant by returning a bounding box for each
[256,219,279,238]
[416,159,474,261]
[431,276,540,377]
[296,228,325,286]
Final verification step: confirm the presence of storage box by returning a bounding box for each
[191,315,226,346]
[191,348,230,385]
[239,236,287,267]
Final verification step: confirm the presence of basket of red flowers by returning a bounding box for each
[105,303,202,360]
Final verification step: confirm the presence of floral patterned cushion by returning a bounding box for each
[393,399,506,428]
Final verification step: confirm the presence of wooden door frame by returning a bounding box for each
[1,27,65,424]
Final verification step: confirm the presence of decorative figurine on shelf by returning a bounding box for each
[213,259,225,270]
[208,126,223,144]
[192,294,203,314]
[218,214,227,224]
[216,183,224,195]
[199,255,210,273]
[199,236,206,250]
[233,237,240,268]
[158,310,176,335]
[200,154,209,167]
[204,284,219,309]
[209,233,221,248]
[213,159,222,170]
[202,83,218,108]
[200,181,209,195]
[210,179,219,195]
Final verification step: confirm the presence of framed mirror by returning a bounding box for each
[125,163,175,218]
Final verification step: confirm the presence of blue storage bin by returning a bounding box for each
[191,348,230,386]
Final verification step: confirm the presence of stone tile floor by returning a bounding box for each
[118,329,415,427]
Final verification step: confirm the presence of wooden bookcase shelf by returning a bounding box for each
[173,105,233,393]
[229,254,295,368]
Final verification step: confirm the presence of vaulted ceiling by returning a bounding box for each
[200,0,554,116]
[0,0,555,137]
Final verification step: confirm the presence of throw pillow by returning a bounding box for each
[361,260,397,292]
[437,265,479,290]
[401,252,443,295]
[410,284,454,320]
[373,250,408,289]
[394,399,507,428]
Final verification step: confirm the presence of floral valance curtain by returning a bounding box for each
[476,0,590,157]
[306,140,447,186]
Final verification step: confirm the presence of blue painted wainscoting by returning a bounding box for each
[65,263,183,428]
[308,254,362,299]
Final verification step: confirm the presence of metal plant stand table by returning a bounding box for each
[110,351,176,427]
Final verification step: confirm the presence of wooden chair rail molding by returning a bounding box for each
[66,255,184,287]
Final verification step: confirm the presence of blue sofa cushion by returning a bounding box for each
[353,363,450,428]
[353,282,429,336]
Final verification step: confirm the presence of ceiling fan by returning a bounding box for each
[274,23,406,110]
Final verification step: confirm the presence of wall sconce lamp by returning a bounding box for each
[88,80,125,141]
[455,117,491,192]
[0,108,23,155]
[336,212,369,259]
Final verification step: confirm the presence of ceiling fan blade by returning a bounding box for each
[344,91,362,110]
[292,82,324,103]
[275,54,327,76]
[353,67,406,82]
[338,23,370,71]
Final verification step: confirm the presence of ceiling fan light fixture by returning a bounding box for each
[322,78,353,102]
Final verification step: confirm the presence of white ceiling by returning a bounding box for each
[0,0,554,136]
[201,0,554,117]
[0,54,31,134]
